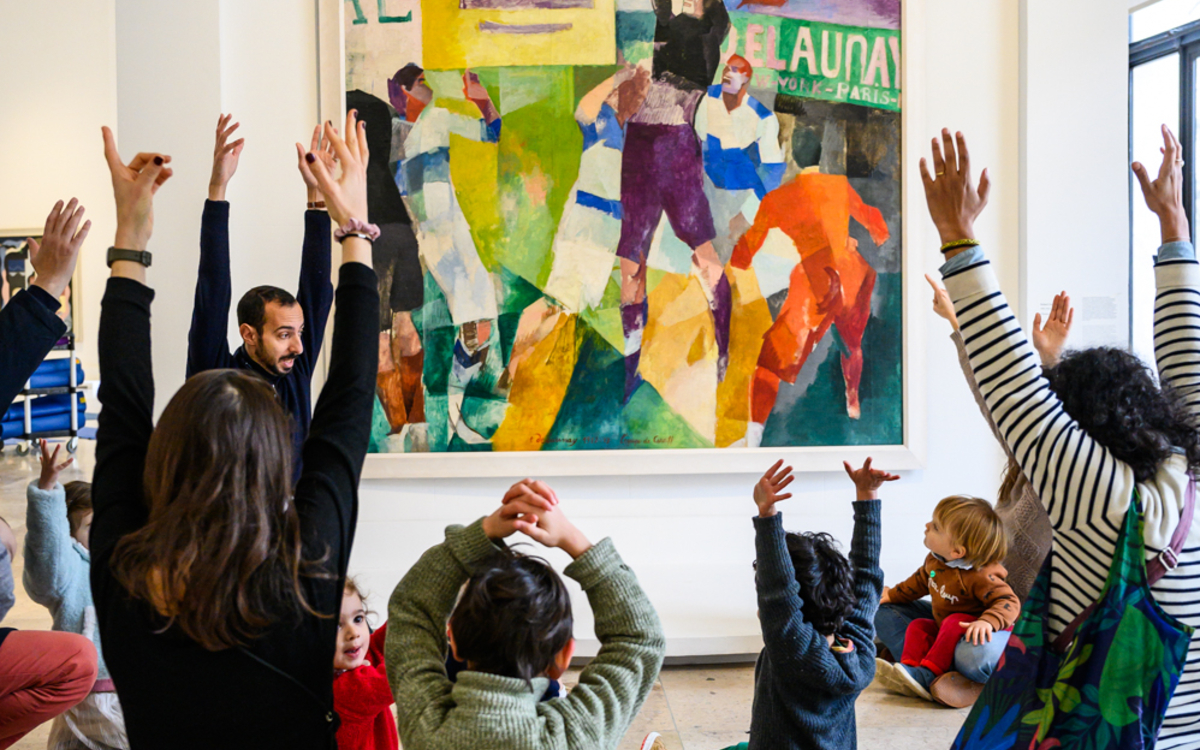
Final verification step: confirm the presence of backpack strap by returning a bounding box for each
[1147,478,1196,585]
[1053,479,1196,653]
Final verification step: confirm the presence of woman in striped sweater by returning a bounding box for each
[924,125,1200,748]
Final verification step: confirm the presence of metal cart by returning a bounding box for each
[10,335,83,455]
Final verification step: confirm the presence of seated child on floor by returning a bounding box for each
[385,479,665,750]
[718,458,894,750]
[332,577,396,750]
[24,440,128,749]
[873,495,1019,707]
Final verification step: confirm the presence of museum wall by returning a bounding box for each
[0,0,1136,655]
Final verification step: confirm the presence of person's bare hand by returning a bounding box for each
[462,70,498,122]
[1133,124,1190,244]
[101,126,172,253]
[842,457,899,501]
[754,459,795,518]
[29,199,90,300]
[1031,291,1073,368]
[482,480,557,541]
[919,129,991,250]
[208,114,244,201]
[37,440,74,491]
[960,619,994,646]
[299,111,369,228]
[500,479,561,507]
[880,587,892,604]
[925,274,957,331]
[295,124,336,203]
[511,498,593,559]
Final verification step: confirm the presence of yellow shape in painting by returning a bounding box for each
[642,272,718,444]
[492,314,578,451]
[716,266,772,447]
[422,0,615,69]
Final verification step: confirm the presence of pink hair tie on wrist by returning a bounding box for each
[334,218,381,243]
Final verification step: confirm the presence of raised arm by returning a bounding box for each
[1134,125,1200,418]
[294,126,335,378]
[93,126,173,565]
[289,113,378,573]
[0,201,89,411]
[23,443,84,607]
[838,459,890,646]
[187,115,243,377]
[924,130,1138,541]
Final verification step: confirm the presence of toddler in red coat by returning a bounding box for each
[333,578,397,750]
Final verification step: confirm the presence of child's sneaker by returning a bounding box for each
[639,732,667,750]
[874,659,933,701]
[930,671,985,708]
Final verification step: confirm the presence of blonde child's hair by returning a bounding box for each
[344,576,375,622]
[934,495,1008,567]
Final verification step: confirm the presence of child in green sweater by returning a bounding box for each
[385,479,666,750]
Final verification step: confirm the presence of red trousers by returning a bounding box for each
[900,613,977,677]
[0,631,98,749]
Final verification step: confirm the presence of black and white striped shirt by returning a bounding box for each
[943,252,1200,748]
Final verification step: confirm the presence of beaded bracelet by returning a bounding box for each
[334,218,381,243]
[307,200,327,210]
[940,238,980,253]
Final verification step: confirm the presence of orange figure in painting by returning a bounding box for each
[730,163,889,447]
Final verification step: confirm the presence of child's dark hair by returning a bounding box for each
[784,531,855,636]
[449,549,573,686]
[64,481,92,537]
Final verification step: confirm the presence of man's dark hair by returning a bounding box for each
[236,286,298,333]
[784,531,855,636]
[1045,347,1200,483]
[391,63,424,93]
[449,549,573,686]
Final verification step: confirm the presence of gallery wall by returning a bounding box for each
[0,0,1138,655]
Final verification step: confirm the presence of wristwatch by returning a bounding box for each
[107,247,152,268]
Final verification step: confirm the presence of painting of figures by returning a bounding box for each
[344,0,903,454]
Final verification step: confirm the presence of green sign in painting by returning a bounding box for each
[722,16,901,111]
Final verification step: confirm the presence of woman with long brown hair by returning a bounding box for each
[90,113,378,749]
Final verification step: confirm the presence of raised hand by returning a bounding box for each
[925,274,958,331]
[208,114,244,202]
[298,111,369,229]
[1031,291,1073,368]
[1133,124,1190,244]
[37,440,74,491]
[29,199,91,300]
[295,124,336,204]
[754,459,795,518]
[919,129,991,250]
[101,125,172,259]
[842,457,899,501]
[482,480,557,541]
[960,619,994,646]
[462,70,499,122]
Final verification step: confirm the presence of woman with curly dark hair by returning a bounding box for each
[925,124,1200,746]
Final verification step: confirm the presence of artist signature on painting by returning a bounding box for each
[535,435,677,448]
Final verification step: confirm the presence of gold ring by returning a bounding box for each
[936,171,945,176]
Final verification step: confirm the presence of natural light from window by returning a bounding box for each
[1132,0,1200,42]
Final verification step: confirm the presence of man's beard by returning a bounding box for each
[256,342,297,376]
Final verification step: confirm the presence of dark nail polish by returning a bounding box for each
[305,153,315,163]
[153,156,163,166]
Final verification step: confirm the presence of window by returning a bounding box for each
[1129,6,1200,361]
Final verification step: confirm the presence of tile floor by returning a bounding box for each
[0,440,969,749]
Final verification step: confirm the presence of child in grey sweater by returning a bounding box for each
[25,441,128,749]
[385,479,666,750]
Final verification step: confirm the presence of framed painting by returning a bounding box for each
[322,0,926,477]
[0,230,81,341]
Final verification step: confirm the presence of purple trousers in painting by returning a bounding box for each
[617,123,716,264]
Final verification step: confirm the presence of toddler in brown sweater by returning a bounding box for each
[873,496,1020,706]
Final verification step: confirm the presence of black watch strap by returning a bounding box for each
[107,247,152,268]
